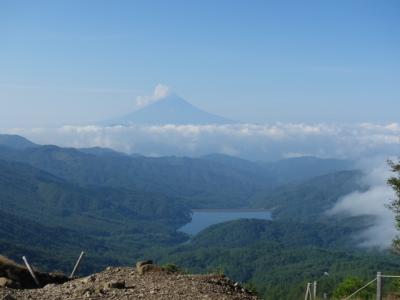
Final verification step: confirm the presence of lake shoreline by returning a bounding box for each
[179,209,273,235]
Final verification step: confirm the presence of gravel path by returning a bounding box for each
[0,267,259,300]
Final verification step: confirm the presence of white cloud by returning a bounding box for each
[328,159,398,249]
[135,84,171,108]
[283,152,314,158]
[3,122,400,161]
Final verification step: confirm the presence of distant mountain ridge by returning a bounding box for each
[101,94,235,125]
[0,134,38,149]
[0,135,355,209]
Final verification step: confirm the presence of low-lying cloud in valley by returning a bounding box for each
[3,122,400,161]
[328,158,398,249]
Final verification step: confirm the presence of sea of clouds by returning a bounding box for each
[3,122,400,161]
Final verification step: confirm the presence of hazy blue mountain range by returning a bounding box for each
[203,153,354,185]
[0,134,355,209]
[78,146,129,157]
[101,94,235,125]
[0,134,38,149]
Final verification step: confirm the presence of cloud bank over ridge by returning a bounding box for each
[3,122,400,161]
[328,158,398,249]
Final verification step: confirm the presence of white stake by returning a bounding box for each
[70,251,85,278]
[22,256,41,287]
[313,281,317,299]
[305,282,312,300]
[376,272,382,300]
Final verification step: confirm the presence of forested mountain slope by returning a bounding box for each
[251,170,365,221]
[160,219,400,300]
[0,135,354,209]
[0,134,380,300]
[0,158,190,273]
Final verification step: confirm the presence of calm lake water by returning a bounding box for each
[179,209,272,235]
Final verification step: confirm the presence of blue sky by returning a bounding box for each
[1,0,399,126]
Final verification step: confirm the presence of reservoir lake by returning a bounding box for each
[179,209,272,235]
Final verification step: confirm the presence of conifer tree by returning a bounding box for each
[388,160,400,251]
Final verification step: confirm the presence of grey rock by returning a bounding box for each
[104,280,125,289]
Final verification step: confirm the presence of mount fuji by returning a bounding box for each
[102,94,235,126]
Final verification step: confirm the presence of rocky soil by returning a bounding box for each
[0,264,259,300]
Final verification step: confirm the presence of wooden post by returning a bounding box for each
[313,281,317,299]
[22,256,41,287]
[70,251,85,278]
[376,272,382,300]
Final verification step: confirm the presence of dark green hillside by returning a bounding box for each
[190,219,355,249]
[251,170,365,222]
[160,219,400,300]
[0,159,190,231]
[0,208,189,274]
[0,159,191,273]
[0,210,117,273]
